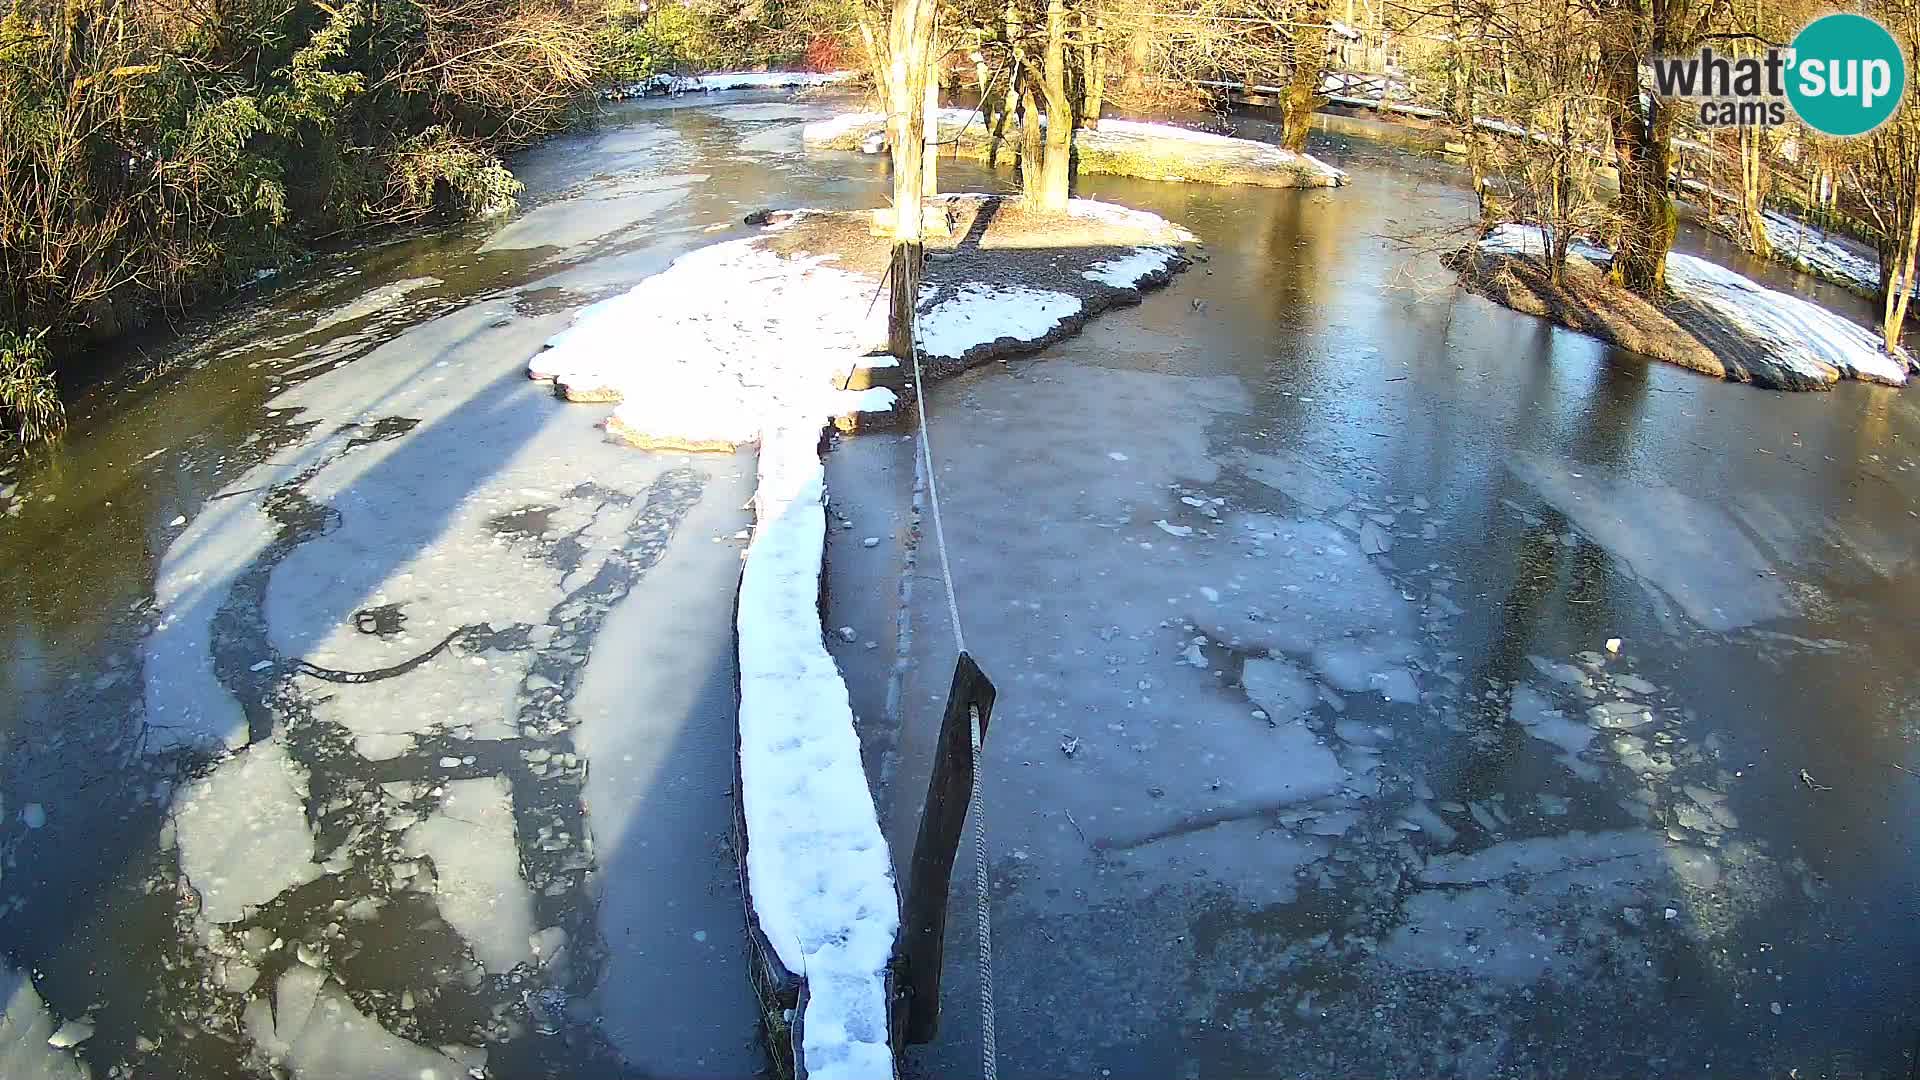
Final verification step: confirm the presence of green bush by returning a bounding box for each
[0,0,602,364]
[0,329,63,444]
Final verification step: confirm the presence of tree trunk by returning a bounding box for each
[882,0,937,358]
[1884,177,1920,353]
[1446,0,1487,223]
[1738,127,1771,257]
[1123,19,1149,97]
[1019,79,1044,202]
[1085,12,1106,130]
[1281,0,1329,152]
[924,67,940,198]
[885,0,937,241]
[1035,0,1074,211]
[1600,22,1674,296]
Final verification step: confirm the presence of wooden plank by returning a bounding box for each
[900,651,996,1044]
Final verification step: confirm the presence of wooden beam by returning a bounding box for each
[901,651,997,1044]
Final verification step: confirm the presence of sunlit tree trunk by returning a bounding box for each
[873,0,938,357]
[1084,9,1106,130]
[1737,128,1771,258]
[1281,0,1330,152]
[1019,79,1044,201]
[924,65,940,198]
[1033,0,1074,211]
[1884,177,1920,353]
[1599,9,1675,296]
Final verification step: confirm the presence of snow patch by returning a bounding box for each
[737,426,896,1080]
[1749,210,1882,295]
[530,235,887,439]
[801,110,885,143]
[1067,198,1201,242]
[1082,245,1182,288]
[1664,251,1907,385]
[918,283,1080,360]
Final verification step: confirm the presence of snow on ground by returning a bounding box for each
[1750,211,1882,295]
[530,236,889,441]
[918,283,1081,359]
[402,777,536,974]
[1082,246,1183,288]
[1478,223,1908,386]
[1067,199,1201,240]
[1664,251,1907,384]
[529,201,1194,1077]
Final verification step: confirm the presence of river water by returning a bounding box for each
[1,95,1915,1079]
[886,113,1920,1078]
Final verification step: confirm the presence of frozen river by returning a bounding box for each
[0,92,1916,1080]
[0,91,911,1080]
[870,120,1920,1078]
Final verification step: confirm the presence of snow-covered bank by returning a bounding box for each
[529,194,1196,1077]
[1464,224,1909,389]
[609,70,855,99]
[803,109,1347,188]
[1731,210,1883,298]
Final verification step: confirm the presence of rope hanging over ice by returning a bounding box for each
[907,304,997,1080]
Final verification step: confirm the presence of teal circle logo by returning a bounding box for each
[1787,13,1906,136]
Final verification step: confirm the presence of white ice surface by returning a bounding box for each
[143,490,265,752]
[174,737,320,923]
[0,963,83,1080]
[1512,455,1789,630]
[245,963,473,1079]
[402,777,536,974]
[1478,223,1907,386]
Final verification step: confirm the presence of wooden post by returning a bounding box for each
[888,242,922,360]
[901,651,997,1044]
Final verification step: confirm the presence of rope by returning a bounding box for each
[968,703,996,1080]
[909,329,966,655]
[907,308,994,1080]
